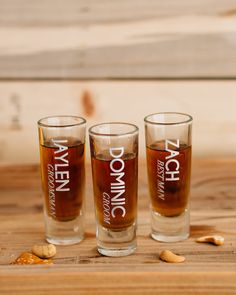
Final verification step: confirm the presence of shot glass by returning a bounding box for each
[144,112,192,242]
[38,116,86,245]
[89,123,138,257]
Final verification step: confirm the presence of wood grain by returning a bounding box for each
[1,1,236,78]
[0,81,236,163]
[0,159,235,294]
[0,272,236,295]
[1,0,236,26]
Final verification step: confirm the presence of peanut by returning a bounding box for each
[32,244,57,259]
[196,235,224,246]
[159,250,185,263]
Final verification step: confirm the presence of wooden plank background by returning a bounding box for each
[0,81,236,164]
[1,0,236,78]
[1,1,236,163]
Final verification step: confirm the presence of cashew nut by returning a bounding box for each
[32,244,57,258]
[196,235,224,246]
[159,250,185,263]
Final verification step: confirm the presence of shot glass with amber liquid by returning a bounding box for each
[89,123,138,256]
[144,113,192,242]
[38,116,86,245]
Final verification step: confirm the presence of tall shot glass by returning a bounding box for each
[144,113,192,242]
[89,123,139,256]
[38,116,86,245]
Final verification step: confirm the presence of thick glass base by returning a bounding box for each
[44,212,84,245]
[97,224,137,257]
[151,209,189,243]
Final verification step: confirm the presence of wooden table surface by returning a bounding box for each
[0,159,236,294]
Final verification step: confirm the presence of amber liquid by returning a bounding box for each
[40,138,85,222]
[91,151,138,230]
[146,141,191,217]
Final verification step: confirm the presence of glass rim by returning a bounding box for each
[89,122,139,137]
[37,115,86,128]
[144,112,193,126]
